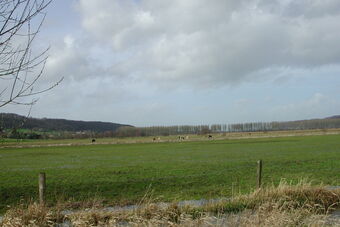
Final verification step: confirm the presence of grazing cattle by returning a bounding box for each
[153,137,156,141]
[178,136,185,141]
[208,135,213,139]
[92,139,96,143]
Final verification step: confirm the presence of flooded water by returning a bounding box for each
[60,197,229,215]
[2,188,340,226]
[0,197,229,227]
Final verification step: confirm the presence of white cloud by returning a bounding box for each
[63,35,75,48]
[75,0,340,87]
[44,34,112,84]
[4,0,340,126]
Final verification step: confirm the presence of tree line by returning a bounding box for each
[114,118,340,137]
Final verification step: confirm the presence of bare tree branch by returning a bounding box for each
[0,0,58,108]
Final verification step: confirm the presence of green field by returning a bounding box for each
[0,134,340,213]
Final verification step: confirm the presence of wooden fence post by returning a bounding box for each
[257,160,262,189]
[39,172,46,205]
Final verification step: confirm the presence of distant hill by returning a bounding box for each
[0,113,132,132]
[325,115,340,119]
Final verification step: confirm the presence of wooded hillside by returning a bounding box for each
[0,113,131,132]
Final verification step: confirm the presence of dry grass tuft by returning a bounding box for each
[242,179,339,213]
[1,180,340,226]
[0,203,61,227]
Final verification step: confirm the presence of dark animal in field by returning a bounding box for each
[208,135,213,139]
[92,139,96,143]
[153,137,156,141]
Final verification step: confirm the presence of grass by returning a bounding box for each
[0,133,340,214]
[1,128,339,147]
[1,181,339,226]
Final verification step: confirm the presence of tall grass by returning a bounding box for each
[1,180,339,226]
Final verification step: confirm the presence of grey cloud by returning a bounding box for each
[284,0,340,18]
[258,0,340,18]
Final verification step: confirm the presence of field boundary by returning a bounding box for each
[1,128,340,149]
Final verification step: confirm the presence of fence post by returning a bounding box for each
[39,172,46,205]
[257,160,262,189]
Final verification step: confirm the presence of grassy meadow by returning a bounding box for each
[0,133,340,213]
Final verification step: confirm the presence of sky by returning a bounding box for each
[2,0,340,126]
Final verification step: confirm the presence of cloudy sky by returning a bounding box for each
[3,0,340,126]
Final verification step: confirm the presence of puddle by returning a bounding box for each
[60,197,229,215]
[325,209,340,226]
[326,186,340,190]
[55,220,72,227]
